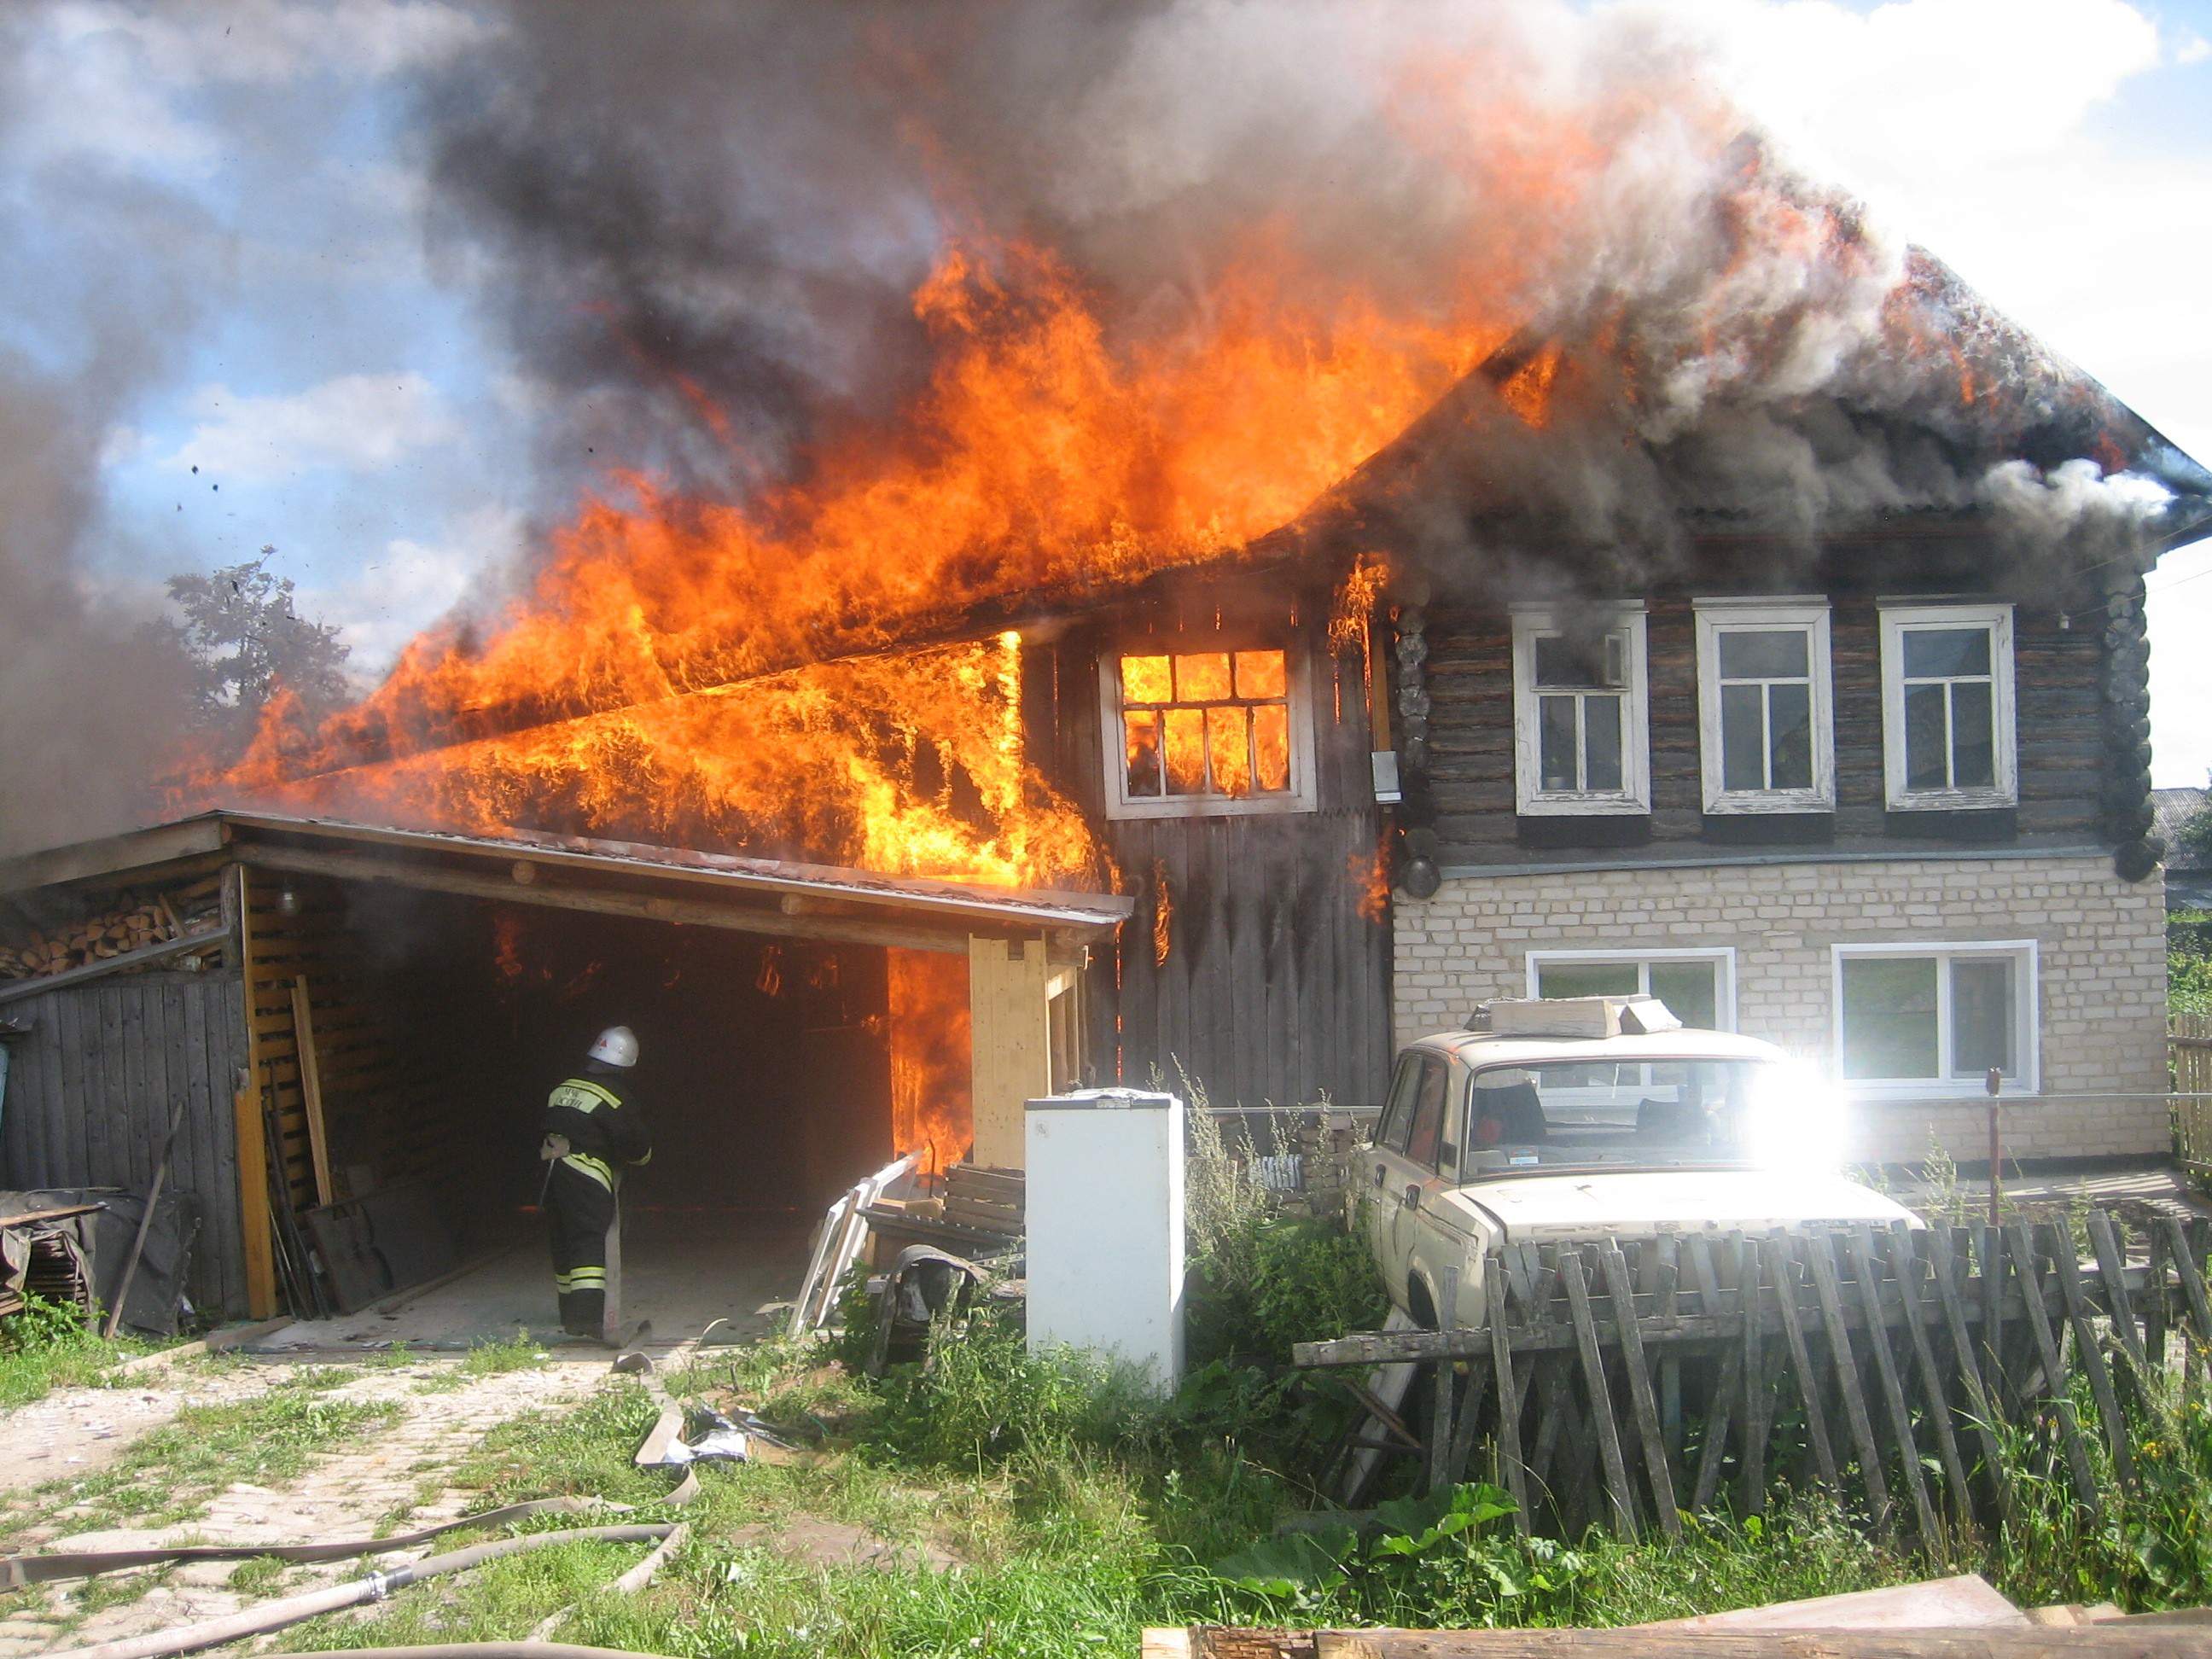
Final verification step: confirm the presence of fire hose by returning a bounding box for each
[60,1524,677,1659]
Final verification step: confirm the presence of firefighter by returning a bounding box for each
[539,1025,653,1339]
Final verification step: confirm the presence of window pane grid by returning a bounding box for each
[1839,947,2025,1086]
[1120,649,1292,802]
[1714,623,1816,795]
[1899,625,1997,795]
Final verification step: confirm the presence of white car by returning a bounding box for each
[1362,1022,1919,1330]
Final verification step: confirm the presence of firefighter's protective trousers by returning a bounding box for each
[540,1070,652,1337]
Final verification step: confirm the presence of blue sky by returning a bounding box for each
[8,0,2212,784]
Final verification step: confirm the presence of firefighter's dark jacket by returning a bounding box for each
[540,1061,652,1193]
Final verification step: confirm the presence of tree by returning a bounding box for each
[157,548,352,739]
[2178,784,2212,864]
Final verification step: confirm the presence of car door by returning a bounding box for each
[1365,1052,1425,1291]
[1371,1051,1449,1311]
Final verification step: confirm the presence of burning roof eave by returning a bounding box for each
[0,808,1133,949]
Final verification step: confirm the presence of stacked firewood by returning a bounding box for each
[0,880,221,981]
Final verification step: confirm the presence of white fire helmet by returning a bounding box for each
[588,1025,639,1068]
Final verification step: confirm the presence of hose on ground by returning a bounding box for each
[59,1524,676,1659]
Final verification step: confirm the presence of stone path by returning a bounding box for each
[0,1353,609,1656]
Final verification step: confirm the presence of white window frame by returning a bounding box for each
[1511,604,1650,816]
[1524,947,1739,1031]
[1878,601,2017,811]
[1694,597,1835,814]
[1831,940,2040,1099]
[1097,640,1318,821]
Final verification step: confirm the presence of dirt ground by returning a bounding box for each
[0,1349,612,1656]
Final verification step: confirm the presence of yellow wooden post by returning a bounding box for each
[968,934,1053,1168]
[232,865,278,1318]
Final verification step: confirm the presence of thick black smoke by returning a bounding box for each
[417,0,2201,594]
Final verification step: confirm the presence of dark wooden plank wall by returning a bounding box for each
[0,970,250,1318]
[1423,591,2101,866]
[1028,593,1393,1112]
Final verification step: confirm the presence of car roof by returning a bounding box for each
[1408,1027,1789,1068]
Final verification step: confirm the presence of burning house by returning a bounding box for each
[2,8,2208,1324]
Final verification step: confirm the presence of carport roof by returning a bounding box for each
[0,809,1131,953]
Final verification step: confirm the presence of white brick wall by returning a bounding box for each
[1393,853,2168,1165]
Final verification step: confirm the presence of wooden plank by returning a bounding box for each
[1738,1238,1776,1517]
[1922,1225,2011,1522]
[1843,1226,1940,1546]
[233,866,276,1319]
[1220,1627,2212,1659]
[1765,1235,1841,1490]
[2143,1221,2169,1374]
[1979,1224,2007,1407]
[2041,1222,2135,1487]
[1880,1225,1970,1520]
[2162,1217,2212,1391]
[2086,1211,2150,1377]
[1561,1249,1636,1540]
[1637,1573,2029,1633]
[1599,1241,1679,1537]
[969,934,1052,1167]
[1655,1237,1685,1495]
[1429,1264,1461,1493]
[2005,1222,2104,1519]
[1688,1237,1743,1513]
[288,977,335,1208]
[1803,1231,1892,1530]
[1487,1261,1528,1529]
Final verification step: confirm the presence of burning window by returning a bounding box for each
[1878,602,2016,810]
[1694,599,1835,813]
[1511,607,1650,815]
[1103,644,1313,819]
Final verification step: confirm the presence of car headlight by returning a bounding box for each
[1743,1062,1848,1173]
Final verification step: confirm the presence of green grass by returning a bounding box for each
[0,1293,163,1408]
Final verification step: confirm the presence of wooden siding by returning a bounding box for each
[1028,591,1393,1112]
[1421,592,2104,866]
[0,971,251,1318]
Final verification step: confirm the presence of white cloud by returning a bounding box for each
[312,504,525,675]
[165,373,460,483]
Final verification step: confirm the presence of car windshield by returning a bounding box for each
[1458,1057,1784,1175]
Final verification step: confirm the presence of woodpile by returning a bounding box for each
[0,876,222,981]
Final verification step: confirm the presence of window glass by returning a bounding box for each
[1585,697,1623,790]
[1768,682,1813,789]
[1649,962,1720,1030]
[1162,707,1208,795]
[1206,706,1252,797]
[1840,957,1940,1079]
[1377,1054,1423,1153]
[1234,650,1286,699]
[1121,655,1173,704]
[1717,629,1807,678]
[1903,683,1948,791]
[1903,627,1989,678]
[1536,962,1641,999]
[1253,703,1290,791]
[1540,696,1579,789]
[1176,652,1233,701]
[1124,712,1161,796]
[1720,682,1766,792]
[1951,958,2016,1076]
[1952,682,1995,787]
[1406,1059,1447,1168]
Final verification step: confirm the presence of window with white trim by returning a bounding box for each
[1695,598,1834,813]
[1832,941,2038,1096]
[1525,949,1737,1032]
[1511,606,1650,815]
[1879,602,2017,810]
[1098,643,1318,819]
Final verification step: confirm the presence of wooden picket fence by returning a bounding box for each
[2172,1016,2212,1177]
[1294,1215,2212,1547]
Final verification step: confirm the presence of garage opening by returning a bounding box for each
[244,866,988,1347]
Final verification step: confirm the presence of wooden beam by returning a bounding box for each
[969,934,1053,1168]
[232,866,277,1320]
[288,977,335,1208]
[1173,1626,2212,1658]
[0,928,229,1007]
[238,844,984,955]
[0,816,228,895]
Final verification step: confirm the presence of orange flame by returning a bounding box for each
[1151,859,1173,967]
[1352,835,1390,925]
[888,948,973,1173]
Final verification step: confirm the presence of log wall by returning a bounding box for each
[1417,592,2104,867]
